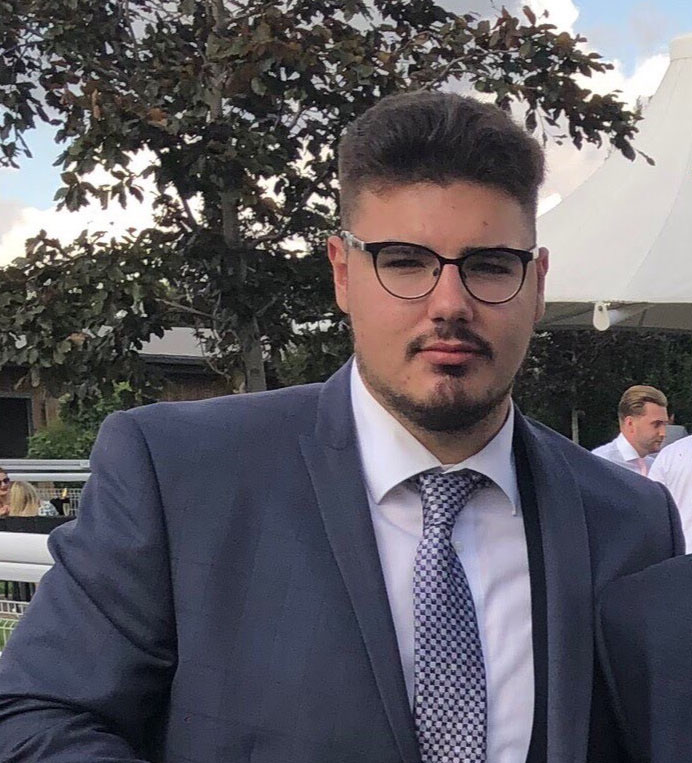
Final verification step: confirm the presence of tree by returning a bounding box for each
[26,383,137,458]
[0,0,644,404]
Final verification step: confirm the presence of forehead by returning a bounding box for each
[638,402,668,420]
[349,181,534,246]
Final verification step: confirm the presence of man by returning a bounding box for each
[591,385,669,475]
[649,433,692,548]
[0,93,682,762]
[661,409,688,449]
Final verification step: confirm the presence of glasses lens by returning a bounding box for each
[375,245,439,298]
[461,250,524,303]
[0,478,9,485]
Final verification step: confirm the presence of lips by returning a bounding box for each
[418,342,485,364]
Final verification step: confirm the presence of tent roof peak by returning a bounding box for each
[538,33,692,324]
[671,33,692,60]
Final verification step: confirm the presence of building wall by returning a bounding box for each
[0,363,237,439]
[160,373,236,402]
[0,368,60,434]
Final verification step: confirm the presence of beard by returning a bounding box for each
[359,358,512,433]
[356,323,516,434]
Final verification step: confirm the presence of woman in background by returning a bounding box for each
[8,481,58,517]
[0,468,10,517]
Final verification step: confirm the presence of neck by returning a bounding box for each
[405,398,511,463]
[622,431,647,458]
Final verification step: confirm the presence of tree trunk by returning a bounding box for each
[571,407,580,445]
[240,317,267,392]
[207,0,266,392]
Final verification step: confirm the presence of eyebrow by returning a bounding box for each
[375,240,535,253]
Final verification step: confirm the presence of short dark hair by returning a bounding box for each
[618,385,668,421]
[338,91,545,225]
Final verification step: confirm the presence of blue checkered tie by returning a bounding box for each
[413,469,491,763]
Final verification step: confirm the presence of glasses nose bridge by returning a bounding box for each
[434,254,470,295]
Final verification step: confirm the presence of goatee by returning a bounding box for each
[357,353,512,434]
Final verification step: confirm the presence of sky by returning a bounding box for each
[1,0,692,264]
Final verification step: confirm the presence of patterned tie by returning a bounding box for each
[413,469,491,763]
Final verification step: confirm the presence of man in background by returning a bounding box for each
[649,433,692,549]
[661,408,688,449]
[592,385,669,476]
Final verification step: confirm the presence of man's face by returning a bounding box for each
[622,403,669,456]
[328,181,549,433]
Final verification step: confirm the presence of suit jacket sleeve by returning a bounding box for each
[597,555,692,763]
[661,480,685,555]
[0,411,177,761]
[595,484,687,763]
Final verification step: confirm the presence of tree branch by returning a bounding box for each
[249,164,333,247]
[158,298,212,320]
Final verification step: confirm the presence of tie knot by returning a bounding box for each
[414,469,491,531]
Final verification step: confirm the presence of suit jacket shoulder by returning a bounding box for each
[126,380,324,441]
[598,555,692,762]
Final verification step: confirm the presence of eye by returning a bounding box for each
[377,246,436,271]
[463,251,520,277]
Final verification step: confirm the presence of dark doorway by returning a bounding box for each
[0,397,31,457]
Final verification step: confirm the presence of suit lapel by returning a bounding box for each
[515,412,594,763]
[299,362,420,763]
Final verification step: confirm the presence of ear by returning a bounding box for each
[533,246,550,323]
[327,234,350,313]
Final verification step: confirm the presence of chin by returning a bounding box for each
[388,380,511,434]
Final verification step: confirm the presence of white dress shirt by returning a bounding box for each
[649,434,692,550]
[591,433,654,475]
[350,364,534,763]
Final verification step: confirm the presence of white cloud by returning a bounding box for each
[537,18,670,210]
[583,52,670,103]
[526,0,579,33]
[0,195,158,266]
[0,152,161,266]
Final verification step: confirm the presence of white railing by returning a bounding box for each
[0,526,57,651]
[0,460,86,644]
[0,531,54,583]
[3,458,90,514]
[4,458,91,484]
[0,600,29,617]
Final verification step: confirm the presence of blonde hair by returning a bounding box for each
[9,481,41,517]
[618,385,668,421]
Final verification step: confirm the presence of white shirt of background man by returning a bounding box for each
[648,434,692,551]
[350,362,534,763]
[591,433,654,476]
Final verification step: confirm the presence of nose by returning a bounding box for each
[425,261,475,322]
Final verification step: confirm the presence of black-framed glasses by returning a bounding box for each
[340,230,539,304]
[0,478,9,485]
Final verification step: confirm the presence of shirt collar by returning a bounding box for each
[616,432,642,462]
[350,362,520,513]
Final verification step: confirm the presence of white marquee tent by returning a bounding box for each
[539,33,692,332]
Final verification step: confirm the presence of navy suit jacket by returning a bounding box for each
[0,362,683,762]
[597,555,692,762]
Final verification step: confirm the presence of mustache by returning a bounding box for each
[406,324,494,361]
